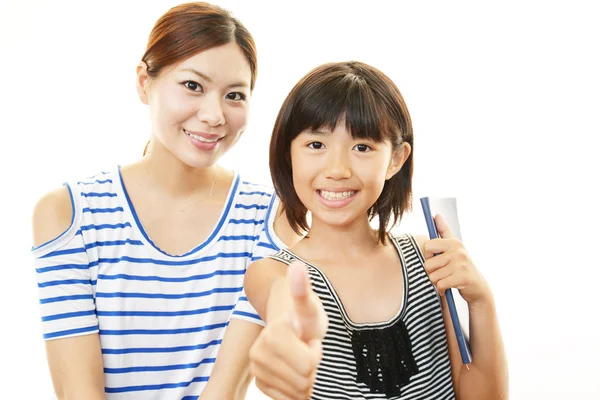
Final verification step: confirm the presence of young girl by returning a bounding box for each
[245,61,508,399]
[31,3,297,399]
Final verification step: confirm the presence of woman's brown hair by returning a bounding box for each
[269,61,414,243]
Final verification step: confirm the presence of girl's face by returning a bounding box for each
[137,42,252,168]
[290,120,407,230]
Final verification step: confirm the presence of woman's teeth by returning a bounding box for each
[185,130,220,143]
[319,190,356,200]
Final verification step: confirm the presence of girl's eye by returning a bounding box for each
[183,81,203,92]
[308,142,325,150]
[354,144,372,152]
[226,92,246,101]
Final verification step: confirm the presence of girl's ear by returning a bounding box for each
[136,61,151,105]
[386,142,411,180]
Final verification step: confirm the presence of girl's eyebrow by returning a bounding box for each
[304,130,332,136]
[179,67,250,89]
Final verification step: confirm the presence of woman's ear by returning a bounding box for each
[386,142,411,180]
[136,61,150,105]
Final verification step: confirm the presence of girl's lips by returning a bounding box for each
[316,189,358,208]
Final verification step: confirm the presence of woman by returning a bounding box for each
[31,3,296,399]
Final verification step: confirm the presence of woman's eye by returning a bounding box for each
[354,144,372,152]
[308,142,324,150]
[226,92,246,101]
[183,81,202,92]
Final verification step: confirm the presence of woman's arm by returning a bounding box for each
[45,335,106,400]
[199,258,323,400]
[198,319,263,400]
[32,187,106,400]
[200,199,304,398]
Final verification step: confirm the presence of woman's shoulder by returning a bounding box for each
[31,168,117,249]
[32,185,74,249]
[235,176,276,198]
[233,175,278,218]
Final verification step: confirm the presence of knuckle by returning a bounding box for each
[456,247,468,260]
[249,342,270,367]
[297,377,311,392]
[423,259,432,270]
[254,378,267,392]
[299,360,314,377]
[261,328,276,346]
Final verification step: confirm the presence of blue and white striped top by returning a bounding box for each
[32,167,283,399]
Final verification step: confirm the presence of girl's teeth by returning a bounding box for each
[320,190,355,200]
[186,130,219,143]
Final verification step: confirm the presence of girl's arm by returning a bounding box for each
[449,295,508,399]
[437,286,508,399]
[32,187,106,400]
[244,259,327,400]
[416,217,509,399]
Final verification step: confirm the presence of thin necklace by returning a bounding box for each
[142,160,219,213]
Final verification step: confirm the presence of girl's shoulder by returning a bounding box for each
[389,232,428,253]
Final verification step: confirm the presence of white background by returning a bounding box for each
[1,0,599,399]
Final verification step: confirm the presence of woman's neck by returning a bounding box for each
[141,139,220,197]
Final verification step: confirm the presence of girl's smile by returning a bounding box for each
[316,188,358,208]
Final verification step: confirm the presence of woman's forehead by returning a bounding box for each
[168,43,252,88]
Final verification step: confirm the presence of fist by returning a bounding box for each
[249,261,328,400]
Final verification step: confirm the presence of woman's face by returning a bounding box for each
[138,42,252,168]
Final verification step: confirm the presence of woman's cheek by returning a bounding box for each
[228,106,249,133]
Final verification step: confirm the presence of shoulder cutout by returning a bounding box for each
[32,185,75,249]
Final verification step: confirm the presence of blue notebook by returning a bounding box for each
[420,197,472,365]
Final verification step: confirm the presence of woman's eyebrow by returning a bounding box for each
[180,67,249,89]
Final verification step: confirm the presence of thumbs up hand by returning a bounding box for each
[250,261,328,400]
[288,261,328,344]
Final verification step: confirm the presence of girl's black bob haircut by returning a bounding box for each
[269,61,414,243]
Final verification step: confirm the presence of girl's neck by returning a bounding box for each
[295,215,383,264]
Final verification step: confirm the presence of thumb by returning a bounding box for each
[288,261,327,343]
[434,214,454,239]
